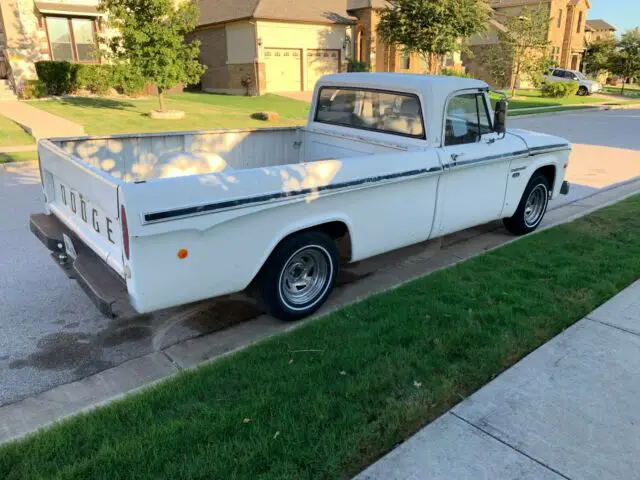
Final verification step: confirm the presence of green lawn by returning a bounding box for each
[491,89,615,110]
[603,85,640,99]
[0,115,34,147]
[0,151,37,163]
[2,195,640,480]
[27,93,310,136]
[509,105,599,117]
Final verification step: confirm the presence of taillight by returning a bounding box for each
[121,204,130,260]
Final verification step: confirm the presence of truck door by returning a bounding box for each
[434,91,527,237]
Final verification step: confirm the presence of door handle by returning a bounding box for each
[450,153,464,167]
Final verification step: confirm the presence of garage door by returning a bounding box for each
[306,49,340,91]
[264,48,302,93]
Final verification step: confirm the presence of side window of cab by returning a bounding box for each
[444,93,492,146]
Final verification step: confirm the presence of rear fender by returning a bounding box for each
[249,213,355,284]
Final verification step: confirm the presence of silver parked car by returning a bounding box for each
[543,68,602,96]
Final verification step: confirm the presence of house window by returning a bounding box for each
[399,50,410,70]
[46,16,98,63]
[577,12,583,33]
[557,9,563,28]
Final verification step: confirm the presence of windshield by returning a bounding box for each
[574,71,587,81]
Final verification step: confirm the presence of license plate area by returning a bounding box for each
[63,233,78,260]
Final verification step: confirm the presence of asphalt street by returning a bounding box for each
[1,109,638,407]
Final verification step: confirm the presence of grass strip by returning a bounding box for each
[0,151,37,164]
[509,105,599,116]
[2,195,640,479]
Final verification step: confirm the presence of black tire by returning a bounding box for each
[503,173,550,236]
[251,231,339,321]
[577,86,589,96]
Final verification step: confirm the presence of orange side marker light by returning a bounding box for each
[177,249,189,260]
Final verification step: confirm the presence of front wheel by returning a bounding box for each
[251,231,339,321]
[577,86,589,96]
[503,173,550,236]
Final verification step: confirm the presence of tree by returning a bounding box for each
[100,0,206,112]
[377,0,489,72]
[480,4,551,97]
[583,38,616,78]
[608,28,640,95]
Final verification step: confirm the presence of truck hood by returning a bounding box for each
[506,128,571,152]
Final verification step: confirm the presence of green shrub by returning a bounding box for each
[17,79,46,99]
[347,60,370,72]
[540,81,579,98]
[440,67,471,78]
[75,64,113,95]
[35,61,78,95]
[112,64,146,96]
[35,61,147,97]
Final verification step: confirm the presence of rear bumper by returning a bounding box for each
[30,213,135,317]
[560,181,570,195]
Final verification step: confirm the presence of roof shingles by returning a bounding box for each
[585,19,616,31]
[198,0,354,27]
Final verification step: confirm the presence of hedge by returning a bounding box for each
[34,61,146,97]
[540,81,579,98]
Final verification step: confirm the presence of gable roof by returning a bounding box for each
[585,19,616,32]
[198,0,355,27]
[491,0,591,7]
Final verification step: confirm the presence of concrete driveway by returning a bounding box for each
[1,109,638,407]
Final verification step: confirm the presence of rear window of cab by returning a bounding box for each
[314,87,426,139]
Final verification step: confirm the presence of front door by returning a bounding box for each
[433,91,527,237]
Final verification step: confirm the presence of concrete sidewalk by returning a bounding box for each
[1,100,84,139]
[355,281,640,480]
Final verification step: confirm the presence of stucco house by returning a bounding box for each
[192,0,463,96]
[464,0,591,87]
[584,19,616,44]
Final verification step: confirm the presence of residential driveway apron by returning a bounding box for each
[1,109,639,407]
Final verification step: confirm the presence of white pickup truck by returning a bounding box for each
[31,73,571,320]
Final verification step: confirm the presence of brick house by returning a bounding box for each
[0,0,109,92]
[584,19,616,44]
[192,0,464,95]
[464,0,591,87]
[0,0,464,96]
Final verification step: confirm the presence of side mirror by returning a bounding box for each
[494,100,508,135]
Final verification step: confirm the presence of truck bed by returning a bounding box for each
[52,127,405,183]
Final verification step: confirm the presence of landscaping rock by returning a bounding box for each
[150,110,186,120]
[251,111,280,121]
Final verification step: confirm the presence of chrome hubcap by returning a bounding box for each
[524,184,548,227]
[280,247,331,308]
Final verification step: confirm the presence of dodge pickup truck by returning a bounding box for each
[30,73,571,320]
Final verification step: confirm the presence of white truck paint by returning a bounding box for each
[31,73,571,320]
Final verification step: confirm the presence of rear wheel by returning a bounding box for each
[503,173,550,236]
[577,86,589,96]
[252,231,339,321]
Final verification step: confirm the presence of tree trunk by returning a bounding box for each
[621,78,626,95]
[158,88,166,112]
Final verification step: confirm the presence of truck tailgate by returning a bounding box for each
[38,140,125,277]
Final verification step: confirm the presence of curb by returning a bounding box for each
[1,179,639,447]
[509,103,640,118]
